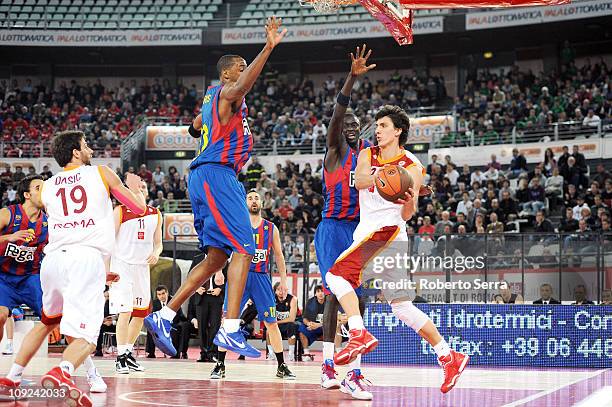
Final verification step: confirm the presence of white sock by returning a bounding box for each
[7,363,24,382]
[347,315,364,330]
[349,354,361,371]
[83,356,96,376]
[433,340,451,358]
[7,339,13,346]
[304,348,310,354]
[322,342,335,362]
[267,345,274,355]
[223,319,240,333]
[127,344,134,354]
[59,361,75,376]
[118,345,128,355]
[159,306,176,321]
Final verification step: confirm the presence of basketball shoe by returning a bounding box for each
[334,329,378,365]
[87,368,107,393]
[115,354,129,374]
[143,312,177,357]
[125,351,145,372]
[340,369,373,400]
[439,350,469,393]
[210,362,226,379]
[276,363,296,380]
[213,327,261,358]
[41,366,92,407]
[320,359,341,389]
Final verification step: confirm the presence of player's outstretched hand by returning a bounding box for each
[8,229,34,243]
[395,189,415,206]
[146,253,159,265]
[125,173,143,191]
[350,44,376,77]
[265,16,287,49]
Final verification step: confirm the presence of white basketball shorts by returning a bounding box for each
[108,257,151,317]
[40,246,106,345]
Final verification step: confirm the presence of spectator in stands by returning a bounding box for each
[545,167,564,210]
[487,154,502,171]
[557,146,570,169]
[542,148,556,177]
[486,212,503,234]
[571,145,588,182]
[604,179,612,208]
[573,195,590,220]
[444,163,459,186]
[582,109,601,127]
[508,148,527,178]
[520,177,545,216]
[483,165,499,182]
[434,211,453,235]
[12,166,25,185]
[458,164,471,186]
[529,165,547,187]
[152,166,165,187]
[470,168,485,186]
[298,285,325,361]
[533,210,555,243]
[40,165,53,181]
[499,189,518,218]
[592,164,611,188]
[533,284,561,304]
[559,207,579,233]
[572,285,595,305]
[138,164,153,185]
[246,156,264,188]
[161,192,178,213]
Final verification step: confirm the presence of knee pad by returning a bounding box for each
[325,273,353,299]
[390,301,429,332]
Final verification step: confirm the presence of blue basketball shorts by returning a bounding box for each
[188,164,255,257]
[0,273,42,317]
[314,218,359,292]
[224,271,277,323]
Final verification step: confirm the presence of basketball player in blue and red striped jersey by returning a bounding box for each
[211,190,295,380]
[0,175,46,345]
[145,16,287,358]
[314,45,376,399]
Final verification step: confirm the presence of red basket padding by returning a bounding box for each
[398,0,569,8]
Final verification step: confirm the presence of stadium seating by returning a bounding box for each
[1,0,221,29]
[237,0,449,27]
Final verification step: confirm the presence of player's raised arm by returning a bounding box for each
[220,17,286,104]
[354,148,376,190]
[188,114,203,138]
[100,166,146,216]
[326,45,376,154]
[271,225,288,292]
[147,209,163,265]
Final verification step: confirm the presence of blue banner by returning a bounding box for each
[363,304,612,368]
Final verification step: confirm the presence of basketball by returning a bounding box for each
[375,165,413,202]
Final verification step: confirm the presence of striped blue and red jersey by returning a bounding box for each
[0,204,48,276]
[250,219,274,274]
[322,139,371,221]
[190,85,253,174]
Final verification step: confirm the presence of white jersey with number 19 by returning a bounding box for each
[41,164,115,256]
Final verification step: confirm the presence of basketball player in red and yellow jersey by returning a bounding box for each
[1,131,146,406]
[325,105,469,395]
[109,182,162,374]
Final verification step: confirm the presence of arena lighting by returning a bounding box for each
[174,151,186,158]
[484,51,494,59]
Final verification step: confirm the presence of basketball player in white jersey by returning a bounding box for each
[325,105,469,396]
[109,183,162,373]
[1,131,146,406]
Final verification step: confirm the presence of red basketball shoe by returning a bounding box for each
[439,350,469,393]
[0,376,20,398]
[334,329,378,365]
[41,366,92,407]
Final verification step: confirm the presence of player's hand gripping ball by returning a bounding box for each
[375,164,414,202]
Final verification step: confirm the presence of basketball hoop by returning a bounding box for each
[299,0,358,13]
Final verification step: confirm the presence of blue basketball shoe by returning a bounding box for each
[143,312,177,357]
